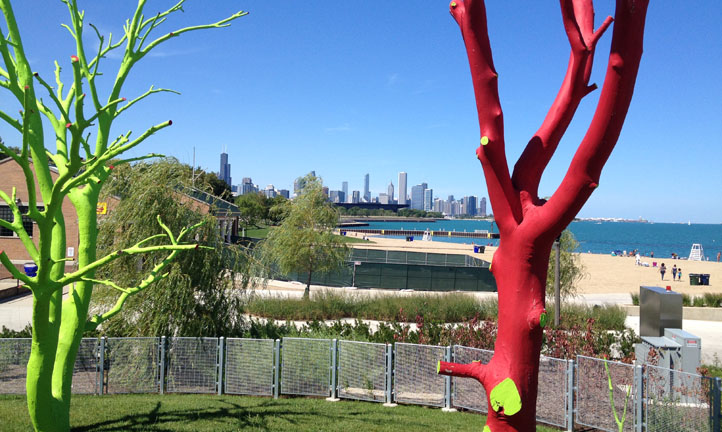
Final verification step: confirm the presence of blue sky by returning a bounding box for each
[1,1,720,223]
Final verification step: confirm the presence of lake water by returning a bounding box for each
[356,220,722,259]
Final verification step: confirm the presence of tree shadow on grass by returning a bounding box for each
[72,397,336,432]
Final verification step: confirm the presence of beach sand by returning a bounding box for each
[348,232,722,296]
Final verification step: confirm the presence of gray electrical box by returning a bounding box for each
[639,286,682,337]
[635,336,681,370]
[664,328,701,373]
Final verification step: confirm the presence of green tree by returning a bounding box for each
[236,192,267,228]
[258,175,348,299]
[0,2,245,430]
[546,229,586,300]
[0,141,19,159]
[93,159,249,337]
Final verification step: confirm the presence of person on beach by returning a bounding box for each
[672,265,677,280]
[717,251,720,262]
[677,268,682,281]
[660,263,666,280]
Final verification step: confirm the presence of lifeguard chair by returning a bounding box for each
[689,243,704,261]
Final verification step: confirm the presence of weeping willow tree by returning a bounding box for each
[93,159,250,337]
[257,175,348,299]
[546,230,586,301]
[0,1,246,430]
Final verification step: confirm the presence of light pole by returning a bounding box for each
[554,235,561,327]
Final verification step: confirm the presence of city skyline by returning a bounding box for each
[1,3,719,223]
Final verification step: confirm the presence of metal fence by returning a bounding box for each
[337,340,387,403]
[1,337,721,431]
[224,338,275,396]
[393,343,446,407]
[280,337,332,397]
[576,355,639,432]
[349,248,486,268]
[645,365,714,432]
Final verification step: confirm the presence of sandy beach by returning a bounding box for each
[348,233,722,296]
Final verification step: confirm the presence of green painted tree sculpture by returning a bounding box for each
[0,1,246,431]
[438,1,648,431]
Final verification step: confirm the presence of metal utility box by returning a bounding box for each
[635,336,681,370]
[639,286,682,337]
[664,328,701,373]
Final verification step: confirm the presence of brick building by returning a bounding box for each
[0,157,79,279]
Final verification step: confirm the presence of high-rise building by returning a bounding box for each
[329,190,345,203]
[480,197,487,217]
[240,177,257,195]
[219,152,231,186]
[387,181,394,203]
[398,172,407,205]
[423,188,433,211]
[351,190,360,204]
[363,174,370,202]
[322,186,329,197]
[264,185,276,198]
[410,183,427,210]
[463,196,477,216]
[278,189,290,199]
[342,181,349,203]
[378,193,390,204]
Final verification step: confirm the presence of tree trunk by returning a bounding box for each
[440,238,552,431]
[304,269,312,299]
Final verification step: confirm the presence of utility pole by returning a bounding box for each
[554,235,561,327]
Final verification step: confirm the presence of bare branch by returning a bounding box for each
[115,85,180,117]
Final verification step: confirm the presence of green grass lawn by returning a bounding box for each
[0,394,559,432]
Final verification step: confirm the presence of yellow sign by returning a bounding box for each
[96,202,107,215]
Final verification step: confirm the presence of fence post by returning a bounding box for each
[97,336,106,395]
[159,336,166,395]
[383,343,397,407]
[326,339,340,401]
[442,345,457,412]
[635,364,643,432]
[713,377,721,432]
[273,339,280,399]
[217,337,225,396]
[566,359,575,432]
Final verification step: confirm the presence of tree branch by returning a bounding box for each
[512,0,613,205]
[542,0,649,235]
[58,219,207,287]
[115,85,180,117]
[450,0,522,233]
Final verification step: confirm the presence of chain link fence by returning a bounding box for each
[224,338,275,396]
[105,337,159,394]
[645,364,713,432]
[0,338,30,394]
[72,338,100,394]
[337,340,387,403]
[393,343,446,407]
[451,345,492,413]
[165,337,218,394]
[1,337,720,429]
[280,337,331,397]
[576,355,637,432]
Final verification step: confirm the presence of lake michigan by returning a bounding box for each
[357,220,722,260]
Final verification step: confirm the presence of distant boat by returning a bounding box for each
[688,221,691,226]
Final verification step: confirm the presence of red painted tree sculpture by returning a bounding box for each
[437,1,648,431]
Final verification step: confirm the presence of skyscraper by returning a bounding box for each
[410,183,427,210]
[219,152,231,186]
[398,172,407,205]
[342,181,348,203]
[480,197,487,217]
[423,188,433,211]
[352,191,360,203]
[387,181,394,203]
[463,196,477,216]
[363,174,370,202]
